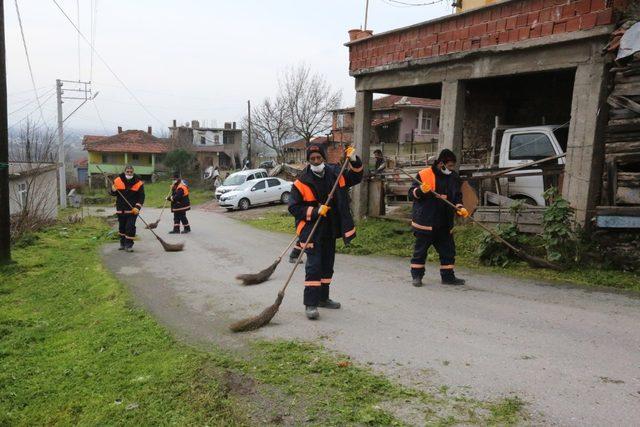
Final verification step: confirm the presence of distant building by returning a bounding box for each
[331,95,441,161]
[73,158,88,184]
[168,120,243,170]
[83,126,170,185]
[8,162,58,219]
[282,136,345,165]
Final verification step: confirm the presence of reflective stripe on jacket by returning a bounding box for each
[171,181,191,212]
[111,174,145,214]
[409,165,462,232]
[288,157,363,246]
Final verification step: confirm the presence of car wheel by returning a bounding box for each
[238,198,250,211]
[280,191,290,204]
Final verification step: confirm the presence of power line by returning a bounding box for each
[13,0,47,125]
[382,0,445,6]
[90,0,97,81]
[76,0,81,81]
[92,98,108,134]
[51,0,165,128]
[8,87,56,116]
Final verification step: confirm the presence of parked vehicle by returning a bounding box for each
[215,168,268,200]
[259,160,276,169]
[489,125,567,206]
[218,177,293,211]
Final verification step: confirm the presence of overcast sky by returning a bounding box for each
[5,0,452,135]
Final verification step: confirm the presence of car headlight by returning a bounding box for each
[226,194,238,199]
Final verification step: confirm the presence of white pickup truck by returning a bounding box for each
[488,125,568,206]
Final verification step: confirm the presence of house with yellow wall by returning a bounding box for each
[83,127,170,185]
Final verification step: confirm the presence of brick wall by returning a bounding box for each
[349,0,623,72]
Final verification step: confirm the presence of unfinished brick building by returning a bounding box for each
[346,0,628,227]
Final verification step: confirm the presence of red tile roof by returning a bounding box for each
[371,116,401,127]
[74,158,88,167]
[335,95,440,113]
[83,130,170,154]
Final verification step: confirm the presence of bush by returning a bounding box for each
[10,211,55,246]
[541,187,578,264]
[163,149,194,174]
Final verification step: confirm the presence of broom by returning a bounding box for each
[396,167,562,271]
[229,154,352,332]
[96,166,185,252]
[145,188,172,229]
[235,234,299,285]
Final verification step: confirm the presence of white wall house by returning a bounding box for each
[8,163,59,219]
[192,129,224,147]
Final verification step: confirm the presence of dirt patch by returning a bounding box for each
[222,370,256,396]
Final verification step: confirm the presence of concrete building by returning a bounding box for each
[8,162,58,219]
[168,120,243,170]
[345,0,625,222]
[282,136,346,165]
[83,127,170,185]
[331,95,441,162]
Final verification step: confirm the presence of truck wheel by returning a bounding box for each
[238,198,250,211]
[512,195,538,206]
[280,191,290,204]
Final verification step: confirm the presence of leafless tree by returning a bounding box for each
[8,120,59,242]
[280,64,341,144]
[9,119,56,163]
[246,96,292,163]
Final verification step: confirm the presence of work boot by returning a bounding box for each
[305,306,319,320]
[168,229,180,234]
[412,277,423,287]
[118,245,125,251]
[124,247,134,253]
[318,299,341,309]
[441,276,465,286]
[182,226,191,234]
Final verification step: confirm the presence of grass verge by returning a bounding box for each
[243,211,640,292]
[0,218,526,425]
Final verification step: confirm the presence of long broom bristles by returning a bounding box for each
[235,235,299,285]
[236,260,280,285]
[145,220,159,229]
[229,291,284,332]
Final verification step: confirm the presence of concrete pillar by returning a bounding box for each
[562,60,608,225]
[352,90,373,220]
[438,80,465,157]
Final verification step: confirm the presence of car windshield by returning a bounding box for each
[223,174,245,186]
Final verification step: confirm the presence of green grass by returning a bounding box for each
[83,179,212,208]
[0,218,526,425]
[244,211,640,292]
[0,218,243,425]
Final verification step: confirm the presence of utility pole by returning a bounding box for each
[0,0,11,264]
[364,0,370,30]
[56,79,95,208]
[247,100,252,168]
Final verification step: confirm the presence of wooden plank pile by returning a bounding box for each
[603,19,640,207]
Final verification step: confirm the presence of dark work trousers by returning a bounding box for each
[118,214,137,248]
[410,228,456,281]
[172,211,190,232]
[289,239,303,260]
[303,234,336,307]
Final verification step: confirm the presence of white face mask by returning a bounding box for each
[125,174,134,180]
[310,163,325,174]
[440,166,452,175]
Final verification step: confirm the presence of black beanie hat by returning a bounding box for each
[306,143,327,161]
[172,171,180,179]
[437,148,457,164]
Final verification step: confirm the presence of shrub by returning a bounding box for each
[541,187,578,264]
[163,149,194,174]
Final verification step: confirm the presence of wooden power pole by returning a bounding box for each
[0,0,11,264]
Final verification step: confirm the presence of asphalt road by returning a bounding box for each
[102,206,640,426]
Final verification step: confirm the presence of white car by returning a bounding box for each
[219,177,293,211]
[215,168,268,200]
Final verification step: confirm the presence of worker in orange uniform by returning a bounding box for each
[110,165,145,252]
[288,143,363,320]
[408,149,469,287]
[167,172,191,234]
